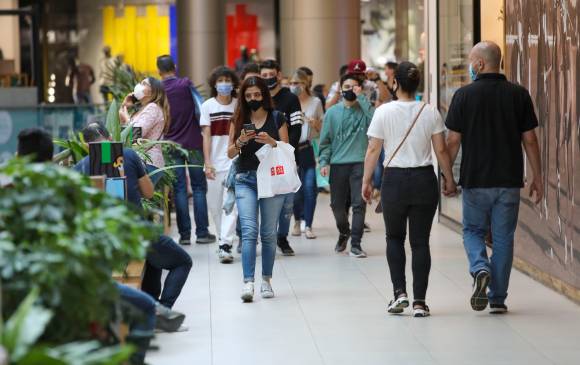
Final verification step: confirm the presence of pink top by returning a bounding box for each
[130,103,165,168]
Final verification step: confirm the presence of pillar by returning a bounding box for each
[177,0,225,86]
[279,0,360,86]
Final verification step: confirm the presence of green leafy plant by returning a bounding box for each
[1,288,133,365]
[0,159,157,343]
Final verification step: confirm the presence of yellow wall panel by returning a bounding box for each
[102,6,115,53]
[102,4,170,75]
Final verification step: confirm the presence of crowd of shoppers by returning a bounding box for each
[8,41,544,359]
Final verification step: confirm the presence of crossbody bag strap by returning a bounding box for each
[384,102,427,168]
[375,102,427,214]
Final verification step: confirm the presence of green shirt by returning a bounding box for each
[318,94,375,166]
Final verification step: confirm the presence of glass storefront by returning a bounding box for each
[361,0,425,92]
[437,0,478,224]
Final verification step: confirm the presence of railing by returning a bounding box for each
[0,103,108,163]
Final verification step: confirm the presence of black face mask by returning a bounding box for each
[247,99,262,111]
[342,89,357,102]
[264,77,278,90]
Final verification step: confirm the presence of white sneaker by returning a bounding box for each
[387,295,409,314]
[300,220,306,233]
[291,220,302,236]
[241,282,254,303]
[305,227,316,239]
[261,280,275,299]
[218,244,234,264]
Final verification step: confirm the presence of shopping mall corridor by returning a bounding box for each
[147,194,580,365]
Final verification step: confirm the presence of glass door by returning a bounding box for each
[438,0,478,224]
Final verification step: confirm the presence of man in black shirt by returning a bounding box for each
[260,59,303,256]
[446,41,543,314]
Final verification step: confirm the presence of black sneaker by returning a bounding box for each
[277,237,295,256]
[334,234,349,253]
[179,238,191,245]
[471,270,490,311]
[196,233,216,244]
[489,303,508,314]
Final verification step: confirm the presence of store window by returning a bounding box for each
[438,0,478,224]
[361,0,425,92]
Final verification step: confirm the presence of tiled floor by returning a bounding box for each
[147,194,580,365]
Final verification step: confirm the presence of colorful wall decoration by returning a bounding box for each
[226,4,259,68]
[506,0,580,299]
[102,4,177,75]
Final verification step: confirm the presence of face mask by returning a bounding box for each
[342,89,357,102]
[216,82,233,96]
[290,85,303,96]
[133,83,146,100]
[247,99,262,111]
[264,77,278,90]
[469,63,478,81]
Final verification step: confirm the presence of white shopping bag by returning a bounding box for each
[255,142,302,199]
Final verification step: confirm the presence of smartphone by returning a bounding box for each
[243,123,256,133]
[129,94,138,104]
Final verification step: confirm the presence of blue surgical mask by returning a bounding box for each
[216,82,233,96]
[469,63,478,81]
[290,85,303,96]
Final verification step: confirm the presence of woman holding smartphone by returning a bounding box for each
[119,77,170,183]
[227,76,289,302]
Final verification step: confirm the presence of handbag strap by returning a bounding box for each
[384,102,427,168]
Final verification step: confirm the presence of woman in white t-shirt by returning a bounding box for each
[200,66,239,264]
[289,69,324,239]
[362,62,457,318]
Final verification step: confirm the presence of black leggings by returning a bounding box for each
[381,166,438,300]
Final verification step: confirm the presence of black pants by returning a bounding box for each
[381,166,438,300]
[329,163,366,246]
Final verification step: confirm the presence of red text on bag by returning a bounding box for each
[270,165,285,176]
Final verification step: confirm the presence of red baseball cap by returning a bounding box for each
[347,59,366,75]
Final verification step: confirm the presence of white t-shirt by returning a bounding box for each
[199,97,237,172]
[367,100,445,168]
[299,96,324,143]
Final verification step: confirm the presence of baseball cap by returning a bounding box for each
[347,59,366,75]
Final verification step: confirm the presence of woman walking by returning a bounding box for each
[362,62,457,317]
[289,69,323,239]
[227,76,290,302]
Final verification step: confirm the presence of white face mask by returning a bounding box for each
[133,83,146,100]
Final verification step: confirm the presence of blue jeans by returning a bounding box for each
[235,171,287,282]
[462,188,520,305]
[171,149,210,239]
[117,283,156,332]
[293,166,318,227]
[277,192,294,238]
[373,148,385,189]
[141,234,193,308]
[146,164,163,186]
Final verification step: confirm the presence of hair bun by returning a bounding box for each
[407,67,420,81]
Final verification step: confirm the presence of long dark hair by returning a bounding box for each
[230,76,274,139]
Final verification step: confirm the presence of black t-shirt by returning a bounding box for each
[445,73,538,188]
[74,147,147,209]
[238,111,285,172]
[272,87,302,148]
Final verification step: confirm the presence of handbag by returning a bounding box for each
[375,102,427,213]
[255,142,302,199]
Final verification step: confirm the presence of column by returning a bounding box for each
[279,0,360,86]
[177,0,225,85]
